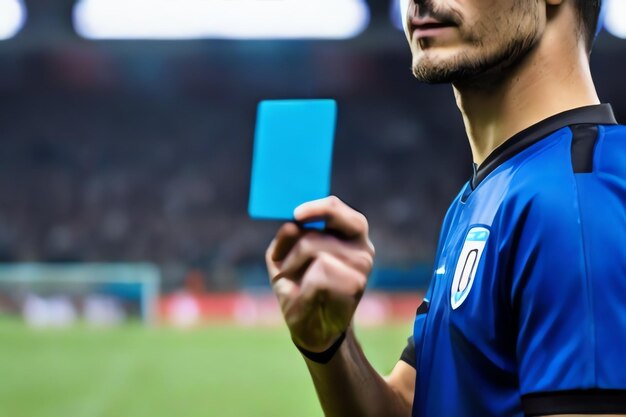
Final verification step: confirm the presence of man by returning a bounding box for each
[266,0,626,416]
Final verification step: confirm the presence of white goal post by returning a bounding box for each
[0,263,161,325]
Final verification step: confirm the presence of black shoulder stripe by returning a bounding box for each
[400,336,416,369]
[399,300,430,369]
[416,300,429,316]
[570,124,599,173]
[522,389,626,416]
[472,104,616,189]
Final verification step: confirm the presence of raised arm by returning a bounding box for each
[266,196,414,417]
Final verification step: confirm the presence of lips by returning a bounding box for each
[410,17,456,38]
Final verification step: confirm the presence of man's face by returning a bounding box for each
[404,0,543,85]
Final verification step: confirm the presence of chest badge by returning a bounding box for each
[450,227,490,310]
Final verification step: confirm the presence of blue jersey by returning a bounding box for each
[403,105,626,416]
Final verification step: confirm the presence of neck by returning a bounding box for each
[454,36,600,166]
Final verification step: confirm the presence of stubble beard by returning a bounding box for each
[411,21,540,88]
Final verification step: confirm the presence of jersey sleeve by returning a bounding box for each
[399,299,429,368]
[504,172,626,415]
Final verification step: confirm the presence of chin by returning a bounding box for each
[411,52,462,84]
[411,44,507,86]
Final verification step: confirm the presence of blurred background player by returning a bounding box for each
[267,0,626,416]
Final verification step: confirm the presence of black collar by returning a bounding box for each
[471,104,618,189]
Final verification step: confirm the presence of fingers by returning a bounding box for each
[266,221,309,280]
[299,253,367,317]
[267,222,304,263]
[283,253,366,351]
[278,232,373,280]
[270,254,367,349]
[294,196,369,240]
[266,197,375,287]
[271,276,300,307]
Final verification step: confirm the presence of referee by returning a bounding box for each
[266,0,626,416]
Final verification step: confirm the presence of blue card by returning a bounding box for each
[249,99,337,221]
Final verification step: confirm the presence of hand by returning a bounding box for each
[266,196,375,353]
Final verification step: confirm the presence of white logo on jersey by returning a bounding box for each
[450,227,490,310]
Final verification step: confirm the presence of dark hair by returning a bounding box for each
[574,0,602,51]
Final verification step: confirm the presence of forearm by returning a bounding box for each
[303,328,412,417]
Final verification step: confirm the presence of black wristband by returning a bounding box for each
[295,332,347,364]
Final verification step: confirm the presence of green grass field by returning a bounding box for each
[0,319,412,417]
